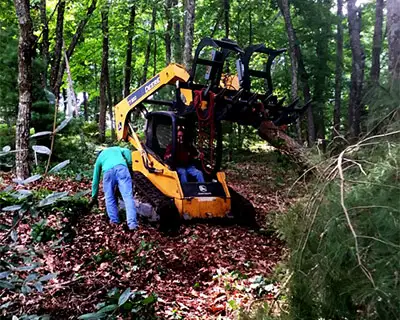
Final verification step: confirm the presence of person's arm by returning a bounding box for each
[91,156,102,198]
[121,148,132,167]
[164,144,172,160]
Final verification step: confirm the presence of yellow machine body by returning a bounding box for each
[115,63,232,219]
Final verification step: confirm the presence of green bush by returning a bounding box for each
[278,134,400,319]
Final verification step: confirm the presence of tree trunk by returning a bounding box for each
[387,0,400,82]
[278,1,298,138]
[142,6,156,85]
[54,0,97,97]
[83,92,88,121]
[123,4,136,97]
[165,0,172,65]
[333,0,343,138]
[223,0,230,39]
[370,0,384,84]
[50,0,65,96]
[39,0,49,88]
[278,0,314,145]
[172,0,182,63]
[99,3,110,143]
[13,0,35,180]
[258,121,308,168]
[183,0,195,69]
[347,0,365,139]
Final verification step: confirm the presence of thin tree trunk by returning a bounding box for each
[387,0,400,82]
[172,0,182,63]
[50,0,65,96]
[165,0,172,65]
[99,2,110,143]
[123,4,136,97]
[142,6,156,85]
[223,0,229,39]
[39,0,49,88]
[333,0,343,138]
[183,0,195,69]
[13,0,35,180]
[347,0,365,139]
[370,0,384,84]
[54,0,97,97]
[153,29,157,75]
[83,92,88,121]
[248,10,252,45]
[278,0,314,145]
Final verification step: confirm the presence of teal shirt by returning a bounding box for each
[91,146,132,198]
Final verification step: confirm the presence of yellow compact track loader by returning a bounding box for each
[114,38,307,228]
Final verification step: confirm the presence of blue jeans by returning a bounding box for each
[177,165,205,183]
[103,165,138,229]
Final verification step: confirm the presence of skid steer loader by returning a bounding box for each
[114,37,307,228]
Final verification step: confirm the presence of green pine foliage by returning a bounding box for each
[277,104,400,319]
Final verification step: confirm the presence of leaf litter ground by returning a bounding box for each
[0,151,301,319]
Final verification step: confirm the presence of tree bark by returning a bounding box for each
[183,0,195,69]
[13,0,35,180]
[333,0,343,138]
[39,0,49,88]
[50,0,65,96]
[99,2,110,143]
[172,0,182,63]
[83,92,88,121]
[370,0,384,84]
[123,4,136,97]
[347,0,365,139]
[387,0,400,82]
[223,0,229,39]
[165,0,172,65]
[258,121,309,168]
[142,6,156,85]
[278,0,314,145]
[54,0,97,98]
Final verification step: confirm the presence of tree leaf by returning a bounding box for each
[39,273,56,282]
[10,230,18,242]
[34,281,44,292]
[2,205,22,211]
[44,88,56,104]
[118,288,131,306]
[55,117,72,133]
[32,145,52,155]
[2,146,11,152]
[78,313,107,320]
[22,174,42,184]
[142,294,157,305]
[30,131,53,138]
[0,280,15,289]
[48,160,70,173]
[0,271,11,279]
[0,301,12,309]
[98,304,118,313]
[38,191,69,207]
[25,273,39,282]
[12,178,24,185]
[14,265,37,272]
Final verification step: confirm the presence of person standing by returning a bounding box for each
[91,146,138,231]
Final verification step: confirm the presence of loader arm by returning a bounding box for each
[115,63,190,142]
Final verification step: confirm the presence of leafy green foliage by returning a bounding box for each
[31,219,57,243]
[78,287,157,319]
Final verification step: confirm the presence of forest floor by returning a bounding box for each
[0,151,301,319]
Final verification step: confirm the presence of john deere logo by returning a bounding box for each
[199,185,207,192]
